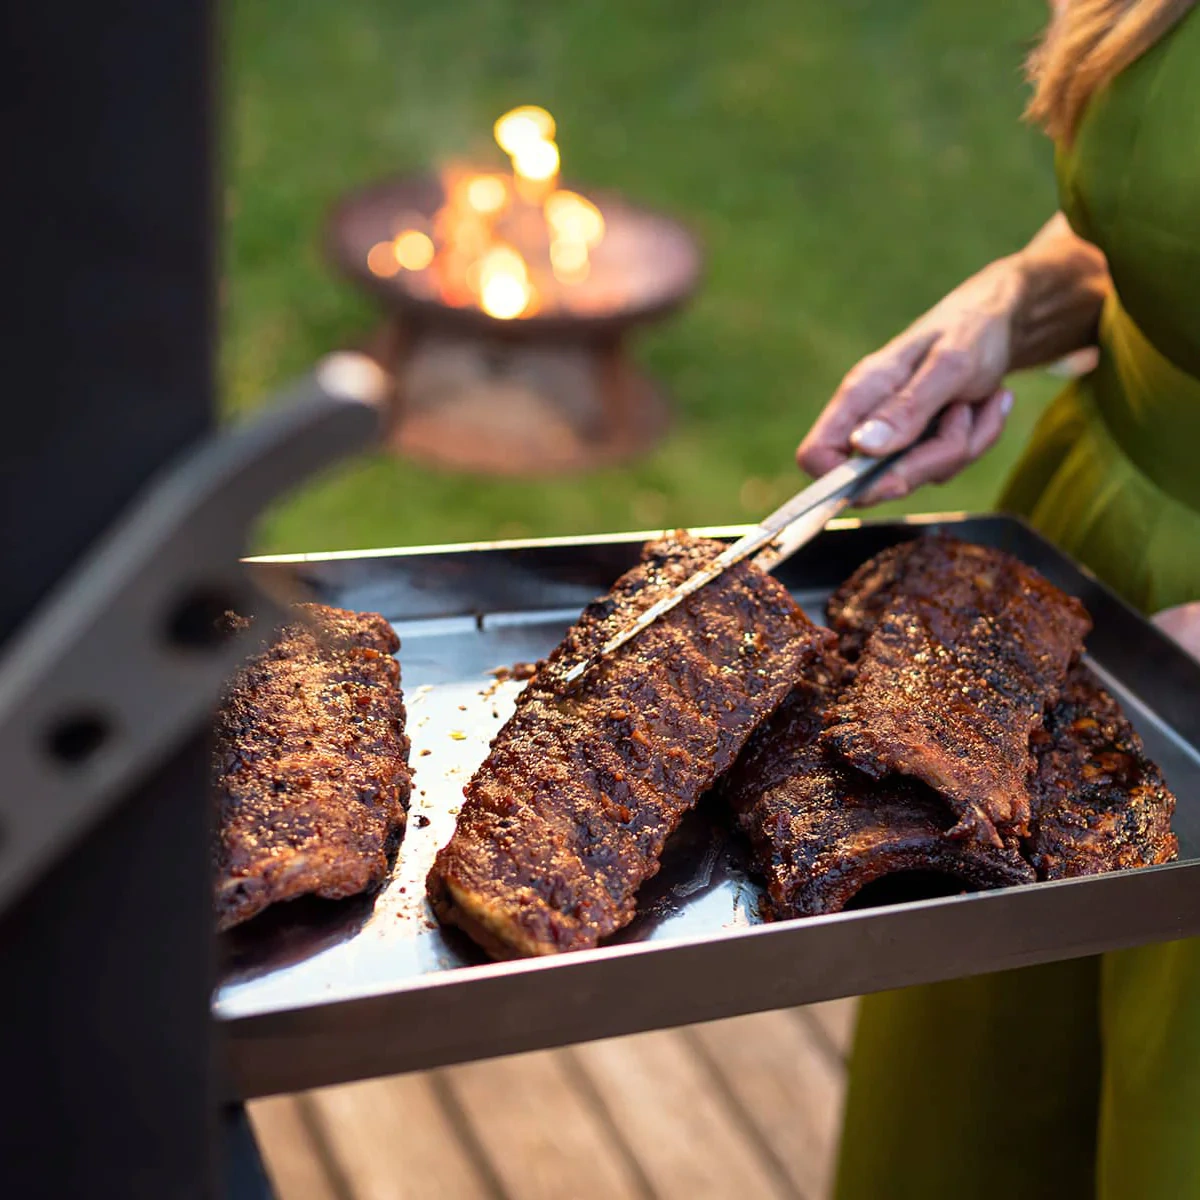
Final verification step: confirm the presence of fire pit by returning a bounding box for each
[326,107,702,475]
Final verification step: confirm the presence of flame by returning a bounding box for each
[478,245,533,319]
[367,241,401,277]
[493,106,556,155]
[544,191,605,246]
[392,229,435,271]
[436,211,490,258]
[545,190,605,282]
[372,105,607,318]
[495,105,560,201]
[550,238,589,283]
[465,174,509,215]
[510,138,560,183]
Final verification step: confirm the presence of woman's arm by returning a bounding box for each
[1008,213,1112,369]
[797,213,1111,503]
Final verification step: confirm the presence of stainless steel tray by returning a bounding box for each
[218,514,1200,1098]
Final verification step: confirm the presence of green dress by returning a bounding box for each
[835,12,1200,1199]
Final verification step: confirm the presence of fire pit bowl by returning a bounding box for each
[325,172,702,476]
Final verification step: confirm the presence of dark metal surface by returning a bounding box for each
[0,2,221,1196]
[1,736,217,1199]
[222,1107,277,1200]
[218,515,1200,1098]
[1,14,216,647]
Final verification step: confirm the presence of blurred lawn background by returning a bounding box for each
[223,0,1064,554]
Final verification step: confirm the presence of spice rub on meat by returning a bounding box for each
[1029,665,1178,879]
[723,647,1034,920]
[213,604,411,932]
[823,536,1091,847]
[427,531,830,959]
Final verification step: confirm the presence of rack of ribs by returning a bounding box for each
[427,532,831,959]
[213,604,412,932]
[1029,664,1178,879]
[723,646,1034,919]
[823,535,1091,847]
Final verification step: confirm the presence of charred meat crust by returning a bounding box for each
[1029,665,1178,879]
[723,648,1035,920]
[822,535,1091,847]
[212,604,412,932]
[427,531,832,959]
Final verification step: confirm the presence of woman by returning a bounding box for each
[796,1,1200,1196]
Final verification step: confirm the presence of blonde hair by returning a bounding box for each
[1026,0,1196,140]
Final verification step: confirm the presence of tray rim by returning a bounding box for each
[223,852,1200,1098]
[221,856,1195,1011]
[243,509,1200,745]
[243,510,964,564]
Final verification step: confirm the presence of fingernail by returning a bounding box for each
[851,418,897,454]
[1000,389,1014,416]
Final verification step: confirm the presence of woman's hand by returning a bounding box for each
[797,259,1023,505]
[1153,603,1200,663]
[796,213,1110,505]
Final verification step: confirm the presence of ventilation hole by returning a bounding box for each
[844,870,976,912]
[46,712,112,767]
[165,587,245,650]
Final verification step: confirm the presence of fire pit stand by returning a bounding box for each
[326,175,702,476]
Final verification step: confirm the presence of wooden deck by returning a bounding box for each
[250,999,857,1200]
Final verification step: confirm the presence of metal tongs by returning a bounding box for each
[561,440,919,687]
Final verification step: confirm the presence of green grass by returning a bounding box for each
[223,0,1062,554]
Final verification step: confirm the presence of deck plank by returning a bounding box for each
[574,1028,792,1200]
[252,1011,857,1200]
[691,1010,846,1200]
[802,1000,859,1060]
[307,1074,495,1200]
[440,1048,647,1200]
[248,1096,341,1200]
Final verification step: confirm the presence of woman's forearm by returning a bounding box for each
[797,211,1114,498]
[1005,212,1111,369]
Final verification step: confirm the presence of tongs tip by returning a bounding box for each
[560,658,592,688]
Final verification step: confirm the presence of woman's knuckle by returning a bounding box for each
[936,345,972,376]
[886,395,921,428]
